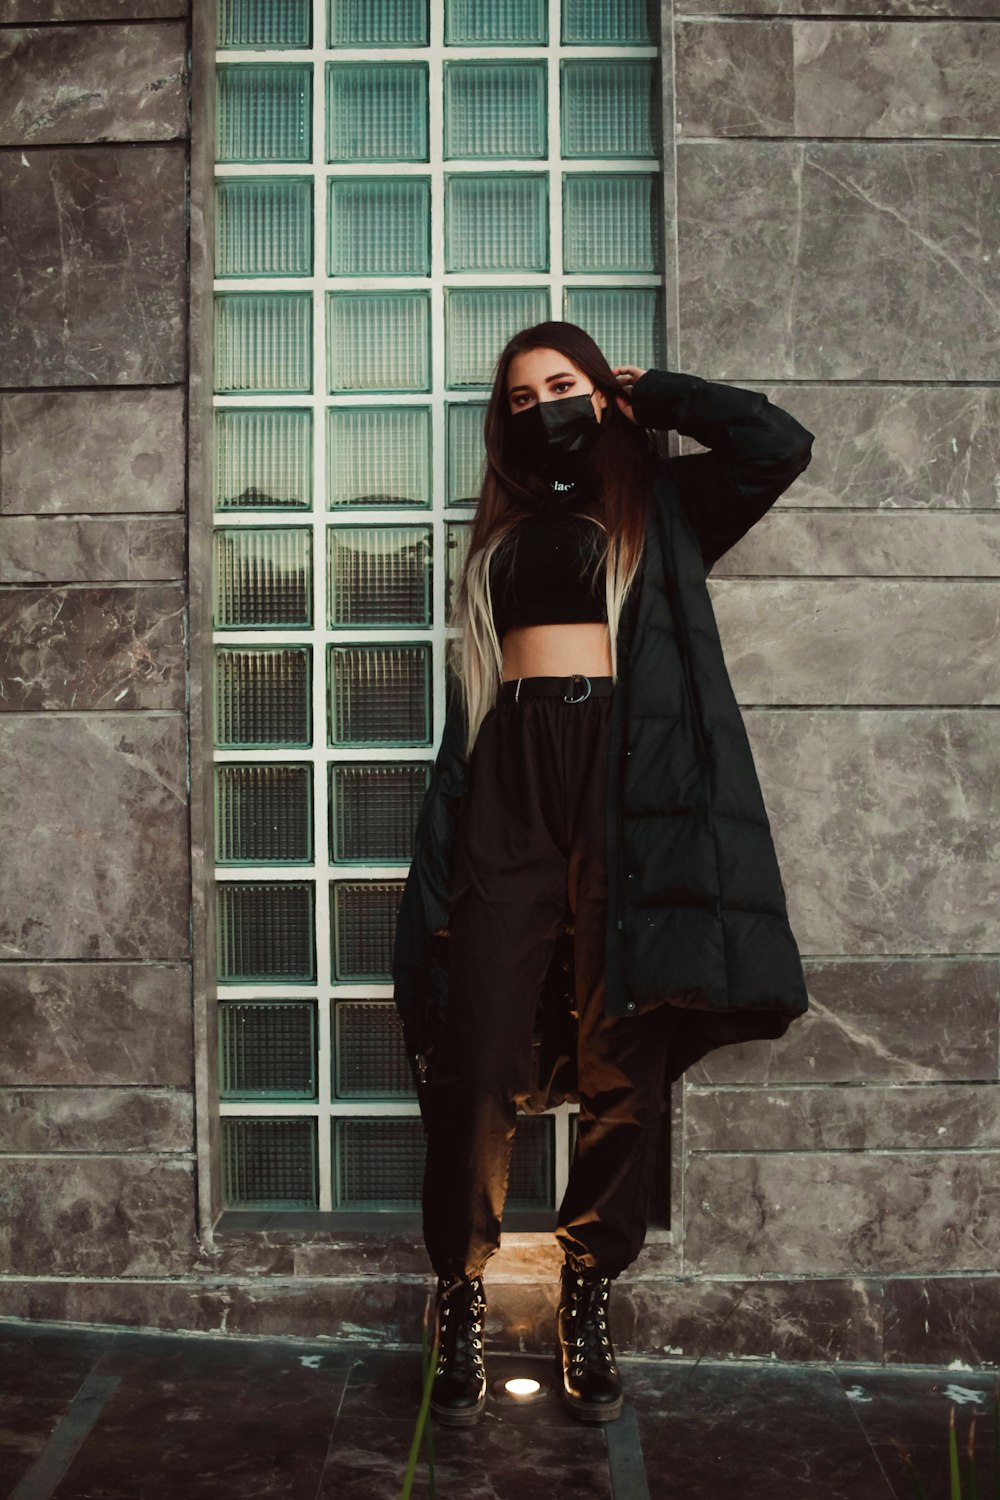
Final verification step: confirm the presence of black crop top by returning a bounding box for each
[489,492,608,639]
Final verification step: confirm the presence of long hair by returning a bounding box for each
[447,321,660,757]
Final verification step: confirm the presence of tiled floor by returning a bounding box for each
[2,1318,998,1499]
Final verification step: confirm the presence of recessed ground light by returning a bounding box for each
[491,1373,550,1407]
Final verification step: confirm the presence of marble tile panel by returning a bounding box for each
[679,0,989,14]
[0,516,184,582]
[635,1362,896,1500]
[795,22,1000,139]
[0,1321,113,1496]
[712,580,999,702]
[885,1276,1000,1365]
[0,147,186,386]
[320,1408,610,1500]
[0,0,184,15]
[0,1087,192,1153]
[0,585,184,709]
[758,384,1000,511]
[675,18,793,138]
[676,21,1000,139]
[46,1334,353,1500]
[0,24,187,145]
[0,963,192,1085]
[622,1274,884,1363]
[684,1151,1000,1276]
[832,1362,1000,1497]
[0,716,189,960]
[686,1083,1000,1153]
[711,512,1000,578]
[0,1155,198,1274]
[744,709,998,955]
[676,141,1000,381]
[1,389,185,514]
[688,958,999,1086]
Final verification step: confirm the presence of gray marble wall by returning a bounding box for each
[0,0,997,1369]
[666,0,1000,1366]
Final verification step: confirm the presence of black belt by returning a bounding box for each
[497,673,614,704]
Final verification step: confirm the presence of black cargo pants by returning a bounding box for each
[421,672,680,1283]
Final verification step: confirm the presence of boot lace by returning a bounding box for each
[434,1277,486,1378]
[567,1274,618,1375]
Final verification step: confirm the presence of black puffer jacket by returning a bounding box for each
[392,368,815,1119]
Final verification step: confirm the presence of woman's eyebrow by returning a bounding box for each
[507,371,577,396]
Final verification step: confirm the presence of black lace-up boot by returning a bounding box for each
[553,1259,624,1422]
[428,1272,487,1426]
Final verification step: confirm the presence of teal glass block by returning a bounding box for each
[445,402,486,504]
[328,0,428,46]
[215,763,313,864]
[326,63,429,163]
[215,293,312,394]
[213,527,312,629]
[444,287,549,388]
[328,178,431,278]
[444,174,548,273]
[332,1116,424,1206]
[217,881,316,983]
[445,520,474,618]
[563,286,664,374]
[327,407,431,508]
[219,1002,317,1100]
[327,292,431,393]
[216,65,312,163]
[215,177,313,278]
[215,409,312,510]
[333,999,418,1099]
[564,173,660,273]
[217,0,312,47]
[445,0,547,45]
[561,60,659,159]
[562,0,656,45]
[443,62,547,160]
[214,646,312,748]
[329,763,430,863]
[330,882,401,983]
[327,644,431,746]
[222,1118,318,1208]
[327,526,431,629]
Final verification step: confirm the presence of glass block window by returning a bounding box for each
[329,764,430,864]
[215,409,312,511]
[445,174,549,273]
[443,62,548,159]
[219,1000,317,1098]
[328,178,431,278]
[216,178,313,278]
[214,1,665,1217]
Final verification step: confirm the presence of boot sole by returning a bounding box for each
[559,1386,624,1422]
[553,1352,624,1422]
[429,1391,486,1426]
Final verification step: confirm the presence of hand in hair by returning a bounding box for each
[611,365,649,426]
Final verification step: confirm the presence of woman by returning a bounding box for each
[391,321,815,1427]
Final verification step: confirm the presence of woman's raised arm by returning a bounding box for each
[616,365,814,573]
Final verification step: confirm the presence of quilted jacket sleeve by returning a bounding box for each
[390,676,469,1067]
[628,367,814,573]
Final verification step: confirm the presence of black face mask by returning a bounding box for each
[511,391,601,466]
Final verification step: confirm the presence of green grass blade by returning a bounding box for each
[401,1298,439,1500]
[950,1405,963,1500]
[890,1437,929,1500]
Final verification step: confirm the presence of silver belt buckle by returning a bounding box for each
[563,673,591,704]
